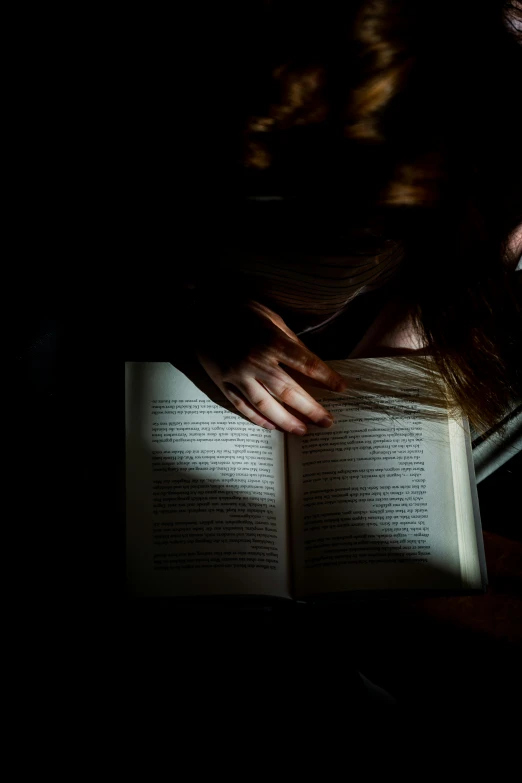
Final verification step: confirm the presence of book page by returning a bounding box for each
[126,362,290,598]
[447,416,485,590]
[288,361,468,598]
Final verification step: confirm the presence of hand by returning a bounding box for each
[193,299,347,434]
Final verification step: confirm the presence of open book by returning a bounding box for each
[126,359,486,600]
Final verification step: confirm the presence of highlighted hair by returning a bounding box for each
[237,0,521,433]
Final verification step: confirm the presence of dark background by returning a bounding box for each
[10,6,521,708]
[13,317,522,707]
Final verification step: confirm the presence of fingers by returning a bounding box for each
[239,379,310,435]
[249,303,347,393]
[202,344,346,434]
[195,302,348,434]
[255,369,335,428]
[280,342,348,393]
[221,383,278,431]
[222,374,334,435]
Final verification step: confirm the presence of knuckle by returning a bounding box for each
[277,384,297,404]
[254,396,271,414]
[231,398,246,414]
[302,354,321,374]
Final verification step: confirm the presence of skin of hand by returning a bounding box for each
[193,299,348,434]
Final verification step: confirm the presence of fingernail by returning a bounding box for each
[293,425,307,435]
[319,416,334,427]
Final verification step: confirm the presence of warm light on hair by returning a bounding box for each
[236,0,522,434]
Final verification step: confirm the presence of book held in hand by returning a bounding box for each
[125,358,486,600]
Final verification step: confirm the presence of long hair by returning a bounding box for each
[229,0,522,434]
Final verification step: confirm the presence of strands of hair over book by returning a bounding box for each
[207,356,463,438]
